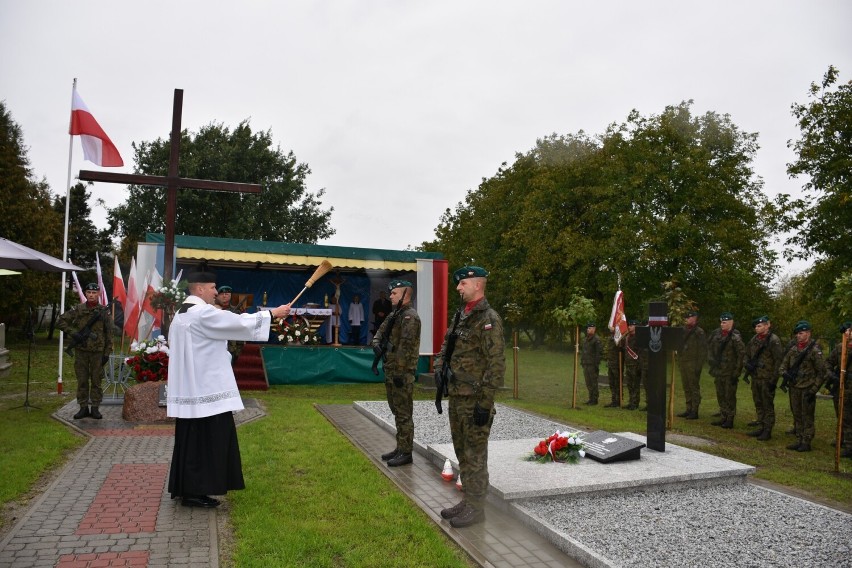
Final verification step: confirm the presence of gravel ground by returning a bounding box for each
[356,400,852,568]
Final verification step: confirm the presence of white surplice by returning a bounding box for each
[167,295,272,419]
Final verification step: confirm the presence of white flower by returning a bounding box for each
[156,335,166,342]
[568,437,576,445]
[278,334,285,341]
[579,450,586,458]
[295,330,301,337]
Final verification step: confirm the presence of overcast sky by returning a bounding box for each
[2,1,850,278]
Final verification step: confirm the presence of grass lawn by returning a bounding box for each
[1,333,849,565]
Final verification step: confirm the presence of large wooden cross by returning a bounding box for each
[79,89,261,282]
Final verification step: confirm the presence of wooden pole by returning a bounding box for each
[835,337,848,472]
[513,330,519,399]
[571,325,579,408]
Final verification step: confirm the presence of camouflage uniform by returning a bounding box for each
[222,305,246,364]
[825,343,852,454]
[677,324,707,417]
[580,331,602,404]
[606,338,622,405]
[372,303,421,453]
[707,329,745,425]
[435,298,505,512]
[744,332,784,434]
[623,332,643,409]
[57,302,113,407]
[779,341,826,447]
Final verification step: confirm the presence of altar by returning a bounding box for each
[261,345,380,385]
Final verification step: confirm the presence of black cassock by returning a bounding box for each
[168,412,245,498]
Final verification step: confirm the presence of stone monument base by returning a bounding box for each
[122,381,172,423]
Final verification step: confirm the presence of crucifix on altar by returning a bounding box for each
[634,302,684,452]
[78,89,262,283]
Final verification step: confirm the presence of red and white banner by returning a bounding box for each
[608,290,627,343]
[124,258,141,340]
[113,256,127,307]
[416,259,448,355]
[138,268,163,340]
[95,252,108,305]
[69,89,124,167]
[70,272,86,303]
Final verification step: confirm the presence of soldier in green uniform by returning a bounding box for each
[743,316,784,440]
[707,312,745,429]
[677,310,707,419]
[779,320,826,452]
[623,320,643,410]
[437,266,505,528]
[215,285,245,365]
[605,335,622,407]
[372,280,421,467]
[581,322,602,405]
[824,321,851,457]
[57,282,113,420]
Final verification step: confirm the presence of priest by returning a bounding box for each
[167,271,291,508]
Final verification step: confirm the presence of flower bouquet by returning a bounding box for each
[274,316,320,345]
[150,279,186,314]
[527,431,586,464]
[125,336,169,382]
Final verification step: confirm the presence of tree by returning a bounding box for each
[108,120,334,258]
[424,102,778,342]
[0,101,64,326]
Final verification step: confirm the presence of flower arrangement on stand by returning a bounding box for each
[150,279,187,315]
[526,431,586,464]
[273,316,320,345]
[125,335,169,382]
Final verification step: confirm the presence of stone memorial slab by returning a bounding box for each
[158,383,168,407]
[580,430,645,463]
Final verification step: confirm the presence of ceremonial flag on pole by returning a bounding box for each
[113,256,127,308]
[95,252,108,305]
[124,258,140,340]
[69,88,124,167]
[70,272,86,303]
[608,290,628,343]
[139,268,164,340]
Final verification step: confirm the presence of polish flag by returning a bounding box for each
[124,258,141,340]
[70,272,86,303]
[69,89,124,167]
[113,256,127,308]
[608,290,628,343]
[95,252,108,305]
[138,268,163,340]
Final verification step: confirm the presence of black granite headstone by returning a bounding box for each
[158,383,168,407]
[580,430,646,463]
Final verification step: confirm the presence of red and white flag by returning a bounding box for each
[139,268,164,340]
[70,272,86,303]
[95,252,108,305]
[69,89,124,167]
[608,290,628,343]
[113,256,127,308]
[124,258,141,340]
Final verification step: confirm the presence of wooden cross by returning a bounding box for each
[635,302,684,452]
[78,89,262,282]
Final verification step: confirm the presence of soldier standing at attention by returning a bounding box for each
[707,312,745,429]
[437,266,505,528]
[57,282,113,420]
[677,310,707,419]
[214,285,245,365]
[372,280,421,467]
[623,320,642,410]
[779,320,826,452]
[605,335,622,407]
[743,316,784,440]
[825,321,852,458]
[581,322,602,405]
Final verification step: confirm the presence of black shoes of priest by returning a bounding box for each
[381,448,399,461]
[387,452,412,467]
[73,406,90,419]
[181,495,220,508]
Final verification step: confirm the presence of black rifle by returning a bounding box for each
[742,337,771,385]
[371,297,404,376]
[64,309,104,356]
[435,308,462,414]
[780,340,816,393]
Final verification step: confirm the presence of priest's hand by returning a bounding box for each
[270,304,292,318]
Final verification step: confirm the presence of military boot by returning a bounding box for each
[676,411,690,418]
[711,418,725,426]
[720,419,734,429]
[380,448,399,461]
[747,428,763,437]
[786,440,803,451]
[73,406,90,420]
[756,429,772,441]
[387,452,412,467]
[440,500,467,519]
[449,503,485,528]
[795,442,812,452]
[90,407,103,420]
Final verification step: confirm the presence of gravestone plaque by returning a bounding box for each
[580,430,645,463]
[158,383,168,407]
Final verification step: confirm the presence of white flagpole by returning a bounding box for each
[57,77,77,395]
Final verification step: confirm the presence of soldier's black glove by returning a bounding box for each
[741,373,750,385]
[434,371,444,414]
[372,344,383,358]
[779,384,788,393]
[72,332,86,343]
[393,376,403,388]
[473,402,491,427]
[101,355,109,366]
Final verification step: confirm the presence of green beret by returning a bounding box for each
[793,320,812,333]
[627,319,639,326]
[218,285,232,293]
[752,315,769,327]
[388,279,412,291]
[452,265,488,283]
[686,310,699,318]
[719,312,733,321]
[840,321,852,333]
[85,282,99,291]
[585,322,596,328]
[187,271,217,284]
